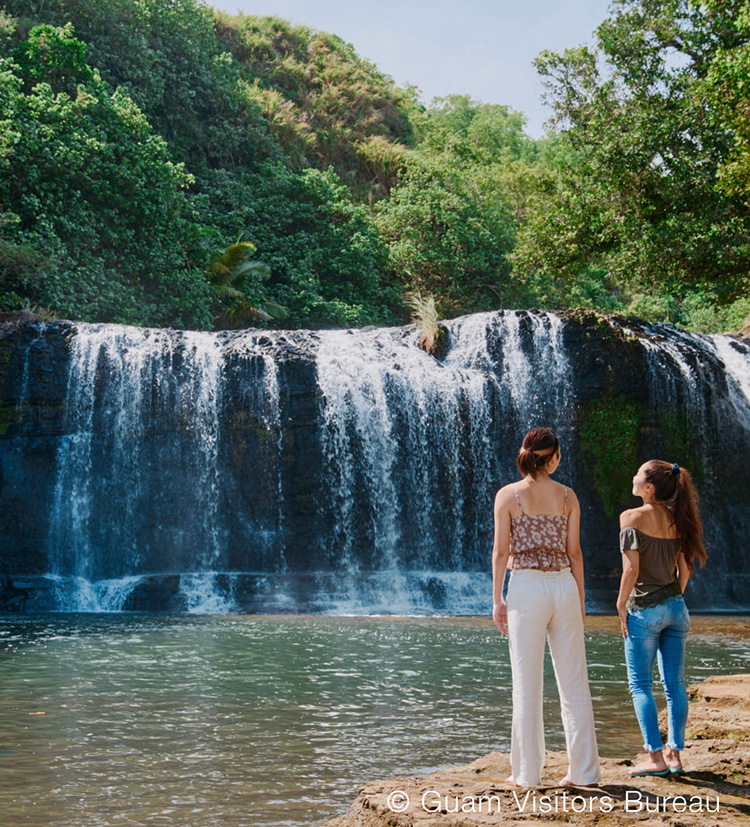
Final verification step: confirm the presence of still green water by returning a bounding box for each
[1,615,748,827]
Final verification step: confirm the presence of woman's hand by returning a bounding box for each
[491,488,512,635]
[493,601,508,634]
[616,544,638,640]
[616,602,629,638]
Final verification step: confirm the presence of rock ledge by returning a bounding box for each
[323,675,750,826]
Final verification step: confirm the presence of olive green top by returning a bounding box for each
[620,526,682,610]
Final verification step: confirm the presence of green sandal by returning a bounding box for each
[630,765,670,777]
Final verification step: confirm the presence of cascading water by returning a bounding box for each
[636,324,714,460]
[622,321,750,607]
[712,335,750,429]
[312,311,575,612]
[2,310,749,613]
[44,324,281,612]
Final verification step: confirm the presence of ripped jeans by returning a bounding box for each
[624,594,691,752]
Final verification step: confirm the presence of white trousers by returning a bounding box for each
[507,568,600,786]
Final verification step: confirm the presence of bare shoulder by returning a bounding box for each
[562,484,580,514]
[620,507,645,528]
[494,484,518,509]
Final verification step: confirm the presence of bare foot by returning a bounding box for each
[664,746,684,771]
[505,776,522,787]
[559,777,575,787]
[629,759,669,777]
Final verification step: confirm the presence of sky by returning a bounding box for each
[223,1,613,137]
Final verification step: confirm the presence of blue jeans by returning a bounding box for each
[624,594,690,752]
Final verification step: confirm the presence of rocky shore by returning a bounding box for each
[323,674,750,826]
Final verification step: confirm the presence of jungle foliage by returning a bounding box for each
[0,0,749,331]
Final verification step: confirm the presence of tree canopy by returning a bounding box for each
[1,0,749,332]
[514,0,750,329]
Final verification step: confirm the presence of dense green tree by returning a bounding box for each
[0,22,214,326]
[413,94,538,165]
[375,154,516,314]
[702,0,750,196]
[11,21,91,93]
[374,96,540,314]
[1,0,279,171]
[512,0,750,321]
[196,163,395,327]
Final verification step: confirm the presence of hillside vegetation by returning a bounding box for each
[1,0,748,331]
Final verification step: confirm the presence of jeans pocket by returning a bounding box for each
[667,596,691,632]
[676,606,691,634]
[628,605,666,632]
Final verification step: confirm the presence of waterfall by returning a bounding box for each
[17,324,48,421]
[315,311,574,576]
[312,311,574,612]
[2,310,749,613]
[45,324,280,612]
[712,335,750,429]
[620,321,750,608]
[635,324,714,459]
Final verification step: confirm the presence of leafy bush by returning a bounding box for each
[195,164,395,327]
[375,154,515,315]
[0,24,213,327]
[681,293,750,334]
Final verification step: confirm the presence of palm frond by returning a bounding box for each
[257,300,290,320]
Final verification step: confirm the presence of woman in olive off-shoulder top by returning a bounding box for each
[617,460,707,778]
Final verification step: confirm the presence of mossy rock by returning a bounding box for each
[0,402,21,436]
[418,323,448,359]
[580,396,643,518]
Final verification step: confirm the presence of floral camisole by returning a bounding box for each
[508,486,571,571]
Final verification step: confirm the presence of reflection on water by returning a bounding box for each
[0,615,748,827]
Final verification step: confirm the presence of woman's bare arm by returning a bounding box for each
[565,489,586,622]
[492,488,512,634]
[616,550,639,638]
[677,552,690,593]
[617,510,640,638]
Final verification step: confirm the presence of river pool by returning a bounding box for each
[1,614,749,827]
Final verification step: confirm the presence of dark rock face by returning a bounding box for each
[0,322,75,575]
[1,311,749,613]
[121,575,183,612]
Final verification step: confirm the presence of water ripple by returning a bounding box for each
[0,615,748,827]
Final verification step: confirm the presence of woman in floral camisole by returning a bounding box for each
[492,427,600,788]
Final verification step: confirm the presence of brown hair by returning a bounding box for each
[642,460,707,571]
[517,427,560,479]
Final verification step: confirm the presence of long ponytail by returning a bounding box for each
[642,460,707,571]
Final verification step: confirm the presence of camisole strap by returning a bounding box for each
[563,486,568,515]
[512,485,524,512]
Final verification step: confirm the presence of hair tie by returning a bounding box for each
[671,463,680,475]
